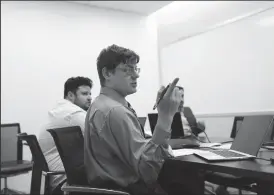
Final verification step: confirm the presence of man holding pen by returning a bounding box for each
[84,44,204,195]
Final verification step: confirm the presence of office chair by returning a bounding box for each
[47,126,130,195]
[183,107,205,136]
[205,172,256,195]
[263,116,274,143]
[17,133,66,195]
[138,117,146,129]
[271,120,274,140]
[230,116,244,139]
[1,123,33,194]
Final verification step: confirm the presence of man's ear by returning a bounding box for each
[102,67,112,81]
[67,91,75,101]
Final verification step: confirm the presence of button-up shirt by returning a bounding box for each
[39,99,87,191]
[180,112,192,136]
[84,87,173,193]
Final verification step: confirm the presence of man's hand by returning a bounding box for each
[152,79,183,145]
[157,78,182,128]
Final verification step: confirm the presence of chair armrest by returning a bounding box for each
[205,172,257,187]
[263,141,274,146]
[204,187,216,195]
[40,171,66,194]
[42,171,66,176]
[191,126,204,136]
[62,183,130,195]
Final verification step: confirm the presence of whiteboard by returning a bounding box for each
[161,8,274,114]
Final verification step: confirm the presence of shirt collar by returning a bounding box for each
[100,87,128,107]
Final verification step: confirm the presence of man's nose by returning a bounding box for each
[131,71,139,79]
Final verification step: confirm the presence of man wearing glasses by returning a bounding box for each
[84,44,203,195]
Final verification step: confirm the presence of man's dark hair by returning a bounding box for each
[96,44,140,86]
[64,76,93,98]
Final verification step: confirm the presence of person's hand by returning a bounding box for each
[184,128,192,137]
[157,78,182,120]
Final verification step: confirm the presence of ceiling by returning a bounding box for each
[157,1,274,47]
[71,1,173,15]
[68,1,274,47]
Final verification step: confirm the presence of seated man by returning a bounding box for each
[38,76,92,195]
[84,45,181,194]
[84,44,205,195]
[176,86,205,137]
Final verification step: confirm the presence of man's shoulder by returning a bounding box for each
[90,95,125,115]
[85,96,128,133]
[59,99,85,113]
[49,99,85,117]
[43,100,85,131]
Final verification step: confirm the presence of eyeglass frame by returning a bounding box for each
[115,65,140,76]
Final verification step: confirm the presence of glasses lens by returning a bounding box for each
[128,67,140,75]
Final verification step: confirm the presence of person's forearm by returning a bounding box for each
[151,114,172,145]
[138,140,173,190]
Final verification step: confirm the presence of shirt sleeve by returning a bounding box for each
[99,106,174,189]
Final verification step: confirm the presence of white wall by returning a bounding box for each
[153,1,274,115]
[196,117,234,138]
[1,1,159,192]
[160,8,274,115]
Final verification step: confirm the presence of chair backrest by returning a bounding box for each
[47,126,88,185]
[230,115,274,142]
[17,133,49,195]
[271,122,274,140]
[230,116,244,138]
[183,107,206,136]
[1,123,22,162]
[138,117,146,128]
[264,116,274,142]
[183,107,198,127]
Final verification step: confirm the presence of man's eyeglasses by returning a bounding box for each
[116,66,140,76]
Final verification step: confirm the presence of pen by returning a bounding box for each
[152,84,170,110]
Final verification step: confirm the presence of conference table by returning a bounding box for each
[158,136,274,195]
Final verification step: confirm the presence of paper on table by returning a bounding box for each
[172,149,206,157]
[199,143,221,148]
